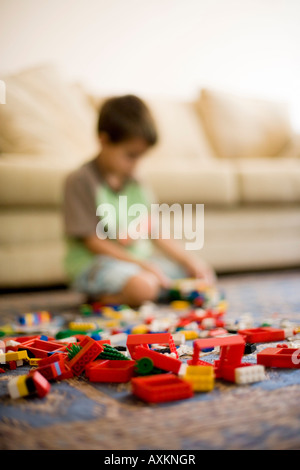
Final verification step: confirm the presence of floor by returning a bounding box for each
[0,269,300,450]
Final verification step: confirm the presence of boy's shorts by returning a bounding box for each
[72,254,187,302]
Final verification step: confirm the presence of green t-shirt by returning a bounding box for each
[63,157,154,281]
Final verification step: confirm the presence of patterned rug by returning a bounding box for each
[0,269,300,450]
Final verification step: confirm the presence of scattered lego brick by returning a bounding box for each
[183,364,215,392]
[85,359,136,382]
[7,371,51,399]
[257,347,300,368]
[134,346,182,374]
[0,279,299,405]
[66,336,103,376]
[131,374,194,403]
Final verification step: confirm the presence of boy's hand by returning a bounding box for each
[137,260,172,289]
[182,257,217,285]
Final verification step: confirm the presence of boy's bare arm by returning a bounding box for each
[84,234,139,263]
[152,237,192,266]
[153,237,216,284]
[84,235,171,288]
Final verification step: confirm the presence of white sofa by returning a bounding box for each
[0,64,300,287]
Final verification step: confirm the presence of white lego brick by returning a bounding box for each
[284,327,295,339]
[178,363,188,378]
[164,352,177,359]
[172,332,186,346]
[56,336,77,343]
[202,318,215,329]
[235,365,266,384]
[107,333,127,346]
[184,321,199,331]
[194,309,206,319]
[5,340,21,348]
[7,377,20,399]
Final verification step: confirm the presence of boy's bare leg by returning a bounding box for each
[98,271,161,308]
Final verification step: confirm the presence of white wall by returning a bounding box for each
[1,0,300,128]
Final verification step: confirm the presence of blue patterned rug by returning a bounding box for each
[0,269,300,450]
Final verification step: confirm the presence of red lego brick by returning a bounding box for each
[35,355,68,381]
[134,346,182,374]
[190,335,245,366]
[36,349,73,379]
[97,339,111,347]
[17,338,66,358]
[218,362,265,384]
[257,347,300,368]
[85,359,136,382]
[30,371,51,398]
[188,335,248,383]
[37,352,67,366]
[3,335,39,351]
[66,336,103,376]
[176,309,224,330]
[238,327,285,344]
[187,358,212,366]
[126,333,178,359]
[131,374,194,403]
[216,362,250,382]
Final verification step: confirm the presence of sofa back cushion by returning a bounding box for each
[197,88,292,159]
[144,97,217,165]
[0,64,99,165]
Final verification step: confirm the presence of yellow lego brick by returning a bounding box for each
[5,350,29,362]
[24,313,34,326]
[69,321,97,331]
[189,378,214,392]
[131,324,149,334]
[184,365,215,392]
[185,365,214,376]
[170,300,191,310]
[216,300,228,313]
[182,330,198,340]
[17,375,29,397]
[104,320,119,328]
[29,358,42,366]
[102,307,122,320]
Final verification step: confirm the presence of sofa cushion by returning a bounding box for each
[236,157,300,203]
[0,210,63,244]
[145,98,217,163]
[0,157,71,206]
[0,241,67,287]
[0,64,99,163]
[0,153,238,207]
[197,88,293,159]
[137,157,239,206]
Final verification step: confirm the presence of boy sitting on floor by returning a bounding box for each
[63,94,215,307]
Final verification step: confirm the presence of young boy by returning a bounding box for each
[63,94,215,307]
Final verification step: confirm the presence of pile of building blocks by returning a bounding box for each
[0,279,300,404]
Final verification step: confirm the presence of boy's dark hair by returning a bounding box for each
[97,94,158,146]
